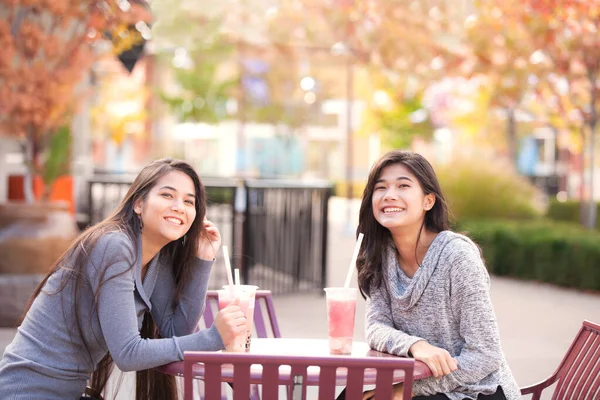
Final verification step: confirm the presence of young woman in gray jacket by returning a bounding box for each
[0,158,246,400]
[355,150,520,400]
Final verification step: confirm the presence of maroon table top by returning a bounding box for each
[159,338,432,386]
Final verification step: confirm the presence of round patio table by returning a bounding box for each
[159,338,432,385]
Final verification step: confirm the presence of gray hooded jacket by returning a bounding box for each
[366,230,520,400]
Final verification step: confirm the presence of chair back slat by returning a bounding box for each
[317,366,337,400]
[183,355,195,400]
[232,363,252,400]
[402,361,415,399]
[345,367,366,400]
[586,364,600,399]
[264,293,282,337]
[289,365,308,400]
[548,322,600,400]
[261,364,280,398]
[553,330,592,399]
[572,335,600,396]
[202,300,216,327]
[203,363,223,399]
[253,300,269,338]
[374,368,394,399]
[183,351,415,400]
[203,290,282,338]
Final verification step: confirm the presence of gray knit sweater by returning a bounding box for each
[365,231,520,400]
[0,231,224,400]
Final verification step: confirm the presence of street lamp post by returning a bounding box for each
[345,46,355,234]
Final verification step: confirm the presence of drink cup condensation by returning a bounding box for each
[324,287,358,355]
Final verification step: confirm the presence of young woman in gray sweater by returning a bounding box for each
[355,150,520,400]
[0,158,246,400]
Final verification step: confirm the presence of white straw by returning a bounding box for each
[234,268,241,286]
[344,233,364,289]
[222,246,235,289]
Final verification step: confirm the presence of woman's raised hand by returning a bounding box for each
[197,218,222,260]
[409,340,458,378]
[213,297,246,347]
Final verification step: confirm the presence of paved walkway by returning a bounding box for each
[1,197,599,399]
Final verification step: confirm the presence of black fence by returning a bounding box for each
[85,176,331,294]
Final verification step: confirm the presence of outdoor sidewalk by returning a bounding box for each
[0,197,599,399]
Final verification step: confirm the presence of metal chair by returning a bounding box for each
[520,320,600,399]
[183,351,415,400]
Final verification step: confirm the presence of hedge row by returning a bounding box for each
[458,219,600,292]
[546,200,600,230]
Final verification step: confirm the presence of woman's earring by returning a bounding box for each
[137,214,143,232]
[182,235,187,246]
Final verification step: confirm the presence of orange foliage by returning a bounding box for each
[0,0,150,167]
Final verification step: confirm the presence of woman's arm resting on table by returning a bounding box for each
[88,234,225,372]
[412,243,503,396]
[365,285,426,357]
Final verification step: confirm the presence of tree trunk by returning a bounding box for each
[586,71,598,230]
[587,119,597,229]
[506,107,517,166]
[20,138,34,204]
[580,126,587,226]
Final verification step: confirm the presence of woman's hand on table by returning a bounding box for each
[409,340,458,378]
[362,383,410,399]
[214,297,246,346]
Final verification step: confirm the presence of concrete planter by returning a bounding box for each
[0,201,78,274]
[0,202,78,327]
[0,274,45,327]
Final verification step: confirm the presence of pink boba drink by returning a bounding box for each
[219,285,258,352]
[324,288,358,355]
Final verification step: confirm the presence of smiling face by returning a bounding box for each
[371,162,435,233]
[134,170,197,248]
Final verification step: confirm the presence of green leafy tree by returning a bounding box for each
[158,40,237,124]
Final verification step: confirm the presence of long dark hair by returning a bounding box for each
[356,150,449,299]
[23,158,207,400]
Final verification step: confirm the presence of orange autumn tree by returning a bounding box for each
[529,0,600,228]
[0,0,150,202]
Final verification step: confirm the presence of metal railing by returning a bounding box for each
[242,180,331,294]
[85,176,331,294]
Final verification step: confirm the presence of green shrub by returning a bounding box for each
[436,158,541,221]
[458,219,600,291]
[547,199,600,229]
[206,187,235,204]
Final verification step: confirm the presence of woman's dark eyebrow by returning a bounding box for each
[159,186,195,198]
[375,176,413,184]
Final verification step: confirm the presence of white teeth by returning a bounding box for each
[383,207,402,213]
[166,217,183,225]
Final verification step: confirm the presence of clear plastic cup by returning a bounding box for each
[324,287,358,355]
[220,285,258,352]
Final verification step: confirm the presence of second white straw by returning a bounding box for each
[222,246,235,289]
[234,268,241,286]
[344,232,364,289]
